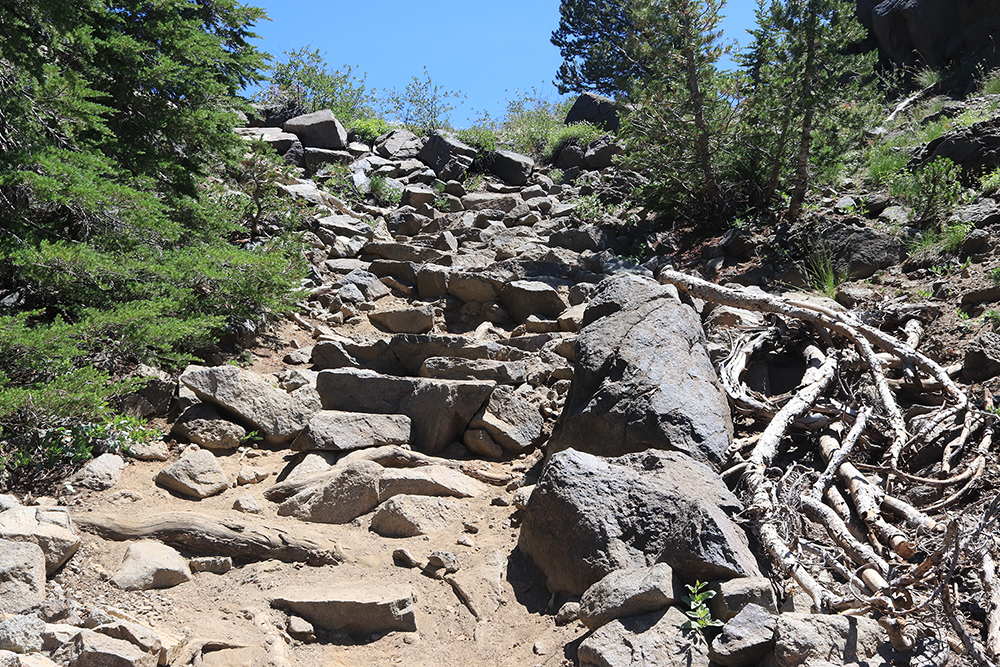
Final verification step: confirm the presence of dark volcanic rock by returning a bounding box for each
[547,274,732,470]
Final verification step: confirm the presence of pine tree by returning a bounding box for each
[620,0,736,213]
[551,0,646,97]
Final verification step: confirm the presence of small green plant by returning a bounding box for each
[464,173,484,192]
[352,117,391,143]
[941,222,972,254]
[991,267,1000,286]
[864,139,910,187]
[381,67,465,134]
[573,194,612,222]
[981,168,1000,193]
[455,124,500,153]
[369,174,402,208]
[915,288,932,299]
[889,158,965,223]
[985,309,1000,331]
[681,581,723,633]
[549,168,564,185]
[980,68,1000,96]
[804,247,847,299]
[913,67,942,89]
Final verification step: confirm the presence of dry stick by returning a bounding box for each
[657,270,935,467]
[984,550,1000,659]
[824,485,870,544]
[942,410,980,475]
[817,432,915,560]
[812,411,870,500]
[943,584,998,667]
[742,347,839,611]
[800,495,890,595]
[881,495,945,533]
[720,330,778,416]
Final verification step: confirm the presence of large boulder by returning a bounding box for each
[911,116,1000,175]
[0,505,80,575]
[155,446,229,499]
[316,369,494,454]
[111,541,192,591]
[816,223,908,279]
[291,411,411,452]
[487,150,534,186]
[565,92,620,132]
[963,332,1000,382]
[283,110,348,150]
[578,563,679,630]
[179,365,314,445]
[518,449,761,596]
[547,274,732,471]
[771,612,885,667]
[418,132,476,181]
[0,540,46,615]
[277,460,382,524]
[861,0,1000,68]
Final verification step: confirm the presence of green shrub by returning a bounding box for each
[991,267,1000,286]
[980,68,1000,96]
[257,47,373,122]
[369,174,402,207]
[981,168,1000,193]
[543,122,604,162]
[455,124,500,153]
[352,117,391,143]
[941,222,972,253]
[889,158,965,222]
[381,67,464,134]
[573,193,613,222]
[496,89,575,157]
[804,247,847,298]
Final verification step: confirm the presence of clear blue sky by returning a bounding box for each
[248,1,758,127]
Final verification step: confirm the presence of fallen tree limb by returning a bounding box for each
[74,511,343,565]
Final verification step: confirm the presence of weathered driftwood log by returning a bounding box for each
[74,511,343,565]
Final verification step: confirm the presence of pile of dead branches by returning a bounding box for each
[658,269,1000,665]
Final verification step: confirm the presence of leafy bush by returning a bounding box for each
[257,47,373,122]
[543,122,604,162]
[889,158,965,222]
[992,267,1000,286]
[455,124,500,153]
[352,117,391,143]
[573,194,614,222]
[369,174,403,207]
[981,168,1000,193]
[496,89,575,157]
[382,67,464,134]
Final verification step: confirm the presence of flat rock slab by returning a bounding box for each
[500,280,567,322]
[579,563,679,630]
[111,541,191,591]
[548,273,732,471]
[0,506,80,575]
[469,385,545,453]
[0,616,46,653]
[291,411,411,452]
[283,109,347,150]
[316,369,494,454]
[368,305,435,334]
[519,448,760,596]
[369,495,464,537]
[377,466,487,500]
[271,584,416,635]
[68,628,158,667]
[419,357,530,384]
[578,606,709,667]
[0,540,45,615]
[180,365,314,445]
[155,446,229,499]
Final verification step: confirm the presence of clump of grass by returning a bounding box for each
[913,67,943,89]
[369,174,402,207]
[805,247,847,298]
[543,122,605,162]
[455,124,499,152]
[980,68,1000,96]
[981,168,1000,193]
[888,157,965,223]
[990,267,1000,286]
[351,117,390,143]
[940,222,972,253]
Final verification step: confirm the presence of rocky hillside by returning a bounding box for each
[0,95,999,667]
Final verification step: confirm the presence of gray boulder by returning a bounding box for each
[547,274,732,471]
[817,222,907,279]
[709,603,777,667]
[375,129,422,159]
[156,446,229,499]
[291,411,411,452]
[578,563,679,630]
[911,116,1000,175]
[111,541,191,591]
[369,495,464,537]
[963,332,1000,382]
[709,577,778,621]
[377,466,486,500]
[235,126,297,154]
[419,357,529,384]
[284,110,348,150]
[368,305,435,334]
[418,132,476,181]
[0,616,45,654]
[271,584,416,634]
[0,506,80,574]
[316,369,494,454]
[67,629,158,667]
[340,269,391,301]
[487,150,533,186]
[69,453,124,491]
[277,460,382,524]
[179,365,314,445]
[578,606,708,667]
[518,449,760,596]
[585,137,624,170]
[500,280,567,322]
[864,0,1000,68]
[772,612,884,667]
[565,92,620,132]
[468,385,546,453]
[0,540,45,615]
[170,404,245,450]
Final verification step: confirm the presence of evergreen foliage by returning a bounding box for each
[0,0,306,452]
[551,0,646,96]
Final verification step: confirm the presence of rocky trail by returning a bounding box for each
[2,105,1000,667]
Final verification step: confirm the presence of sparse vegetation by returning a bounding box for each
[805,247,847,299]
[888,158,965,223]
